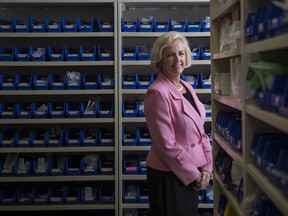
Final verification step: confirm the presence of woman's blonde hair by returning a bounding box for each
[150,31,193,72]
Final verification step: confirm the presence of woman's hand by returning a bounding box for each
[193,170,211,191]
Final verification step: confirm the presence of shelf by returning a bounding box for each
[121,89,211,94]
[0,61,114,66]
[0,204,115,211]
[0,90,114,96]
[0,175,115,182]
[211,0,240,21]
[0,32,114,37]
[122,175,147,181]
[121,32,210,37]
[212,94,242,111]
[214,172,243,216]
[122,146,150,151]
[247,164,288,216]
[245,33,288,53]
[213,48,241,59]
[121,60,210,66]
[246,104,288,134]
[0,118,114,124]
[121,203,212,209]
[214,132,243,166]
[0,147,115,153]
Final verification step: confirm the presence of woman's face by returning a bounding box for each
[161,39,186,78]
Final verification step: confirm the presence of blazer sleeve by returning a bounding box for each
[144,89,201,186]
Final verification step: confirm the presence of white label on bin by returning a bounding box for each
[68,83,78,86]
[53,83,62,86]
[33,25,43,29]
[84,187,93,198]
[140,138,151,142]
[174,25,182,28]
[82,53,93,57]
[102,81,112,86]
[87,82,96,85]
[16,25,27,29]
[51,168,61,172]
[68,54,78,57]
[102,24,112,28]
[189,25,198,27]
[33,140,44,144]
[141,25,151,28]
[17,54,28,58]
[126,110,134,113]
[124,81,134,85]
[101,53,110,57]
[49,24,59,29]
[84,139,94,143]
[68,139,78,144]
[101,139,112,143]
[0,25,10,29]
[2,140,13,145]
[204,53,211,56]
[3,83,13,87]
[35,111,45,115]
[49,140,58,144]
[20,111,29,115]
[52,54,61,58]
[1,111,12,115]
[19,198,29,202]
[18,83,29,87]
[51,111,62,115]
[19,140,29,144]
[84,111,94,115]
[100,111,109,114]
[157,25,165,28]
[124,53,134,57]
[101,168,113,172]
[51,197,61,202]
[65,24,74,29]
[125,24,134,28]
[140,81,149,85]
[2,169,12,174]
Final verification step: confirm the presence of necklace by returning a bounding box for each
[177,84,183,91]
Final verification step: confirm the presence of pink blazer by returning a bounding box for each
[144,73,213,186]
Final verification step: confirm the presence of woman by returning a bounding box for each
[144,31,213,216]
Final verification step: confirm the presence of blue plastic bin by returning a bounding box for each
[98,17,113,32]
[47,130,64,147]
[99,128,114,146]
[123,155,139,174]
[1,188,17,205]
[154,18,169,32]
[17,102,34,119]
[138,128,152,146]
[138,17,154,32]
[82,129,98,146]
[98,101,113,118]
[0,18,13,32]
[83,101,98,118]
[78,17,94,32]
[32,186,49,205]
[99,183,114,204]
[138,154,147,175]
[50,74,66,90]
[31,46,47,61]
[65,186,81,204]
[65,156,83,175]
[122,46,137,60]
[97,46,113,61]
[1,103,18,119]
[137,45,151,60]
[17,74,33,90]
[29,18,46,32]
[98,74,114,89]
[170,17,186,32]
[46,17,62,32]
[82,74,98,89]
[137,74,153,89]
[186,18,202,32]
[33,102,49,118]
[48,46,65,61]
[49,157,66,175]
[61,17,78,32]
[15,157,32,176]
[32,129,49,147]
[1,75,17,90]
[65,129,82,146]
[66,102,83,118]
[49,102,65,118]
[83,156,98,175]
[81,186,97,203]
[122,74,138,89]
[34,74,50,90]
[0,129,16,148]
[201,16,210,32]
[13,18,29,32]
[121,18,138,32]
[81,46,97,61]
[138,181,148,203]
[48,185,65,204]
[99,154,114,174]
[65,46,81,61]
[0,46,14,61]
[122,101,138,117]
[33,157,49,176]
[14,46,31,61]
[123,182,138,203]
[122,127,138,146]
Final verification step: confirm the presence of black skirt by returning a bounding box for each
[147,166,199,216]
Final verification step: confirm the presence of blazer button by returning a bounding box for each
[191,143,195,148]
